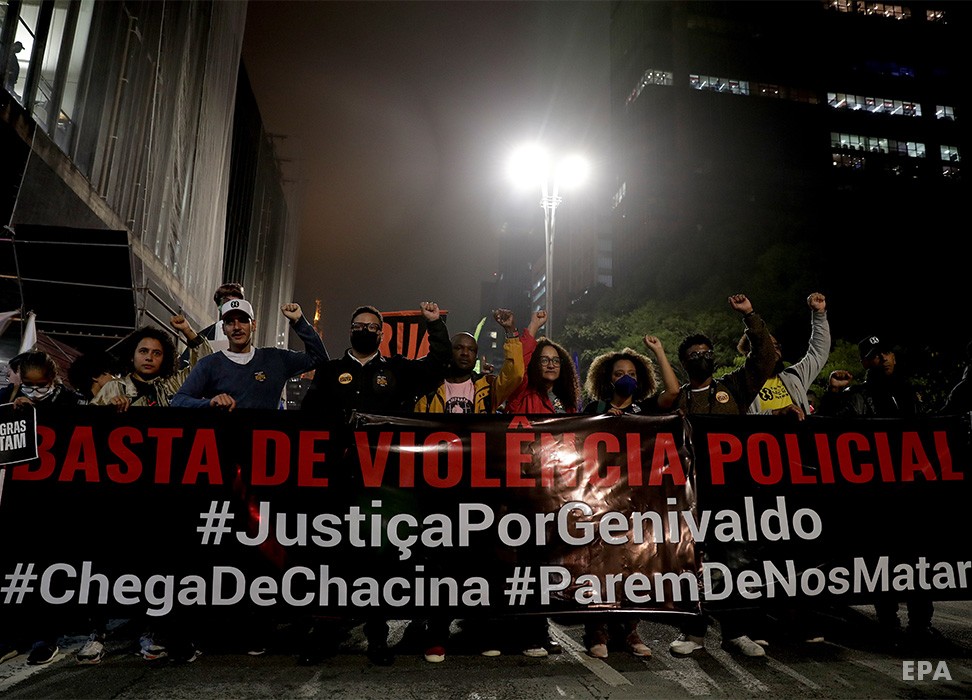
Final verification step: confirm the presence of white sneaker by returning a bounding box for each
[522,646,548,658]
[76,636,105,664]
[724,635,766,657]
[480,648,501,657]
[139,634,167,661]
[669,634,705,655]
[587,643,608,659]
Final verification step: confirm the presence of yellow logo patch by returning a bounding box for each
[338,372,353,385]
[715,390,730,404]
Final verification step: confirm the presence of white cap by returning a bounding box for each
[220,298,254,321]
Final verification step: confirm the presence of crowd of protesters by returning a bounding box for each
[0,284,968,669]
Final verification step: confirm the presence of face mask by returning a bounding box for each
[21,384,54,401]
[684,357,714,382]
[613,374,638,398]
[350,329,380,355]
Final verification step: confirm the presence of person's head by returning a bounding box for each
[527,338,579,408]
[450,332,478,375]
[738,332,784,373]
[16,351,60,403]
[4,352,25,388]
[68,352,118,400]
[679,333,715,383]
[349,305,383,356]
[220,299,256,353]
[213,282,245,308]
[12,41,23,54]
[859,336,896,377]
[585,348,658,403]
[119,326,178,381]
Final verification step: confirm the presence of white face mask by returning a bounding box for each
[21,384,54,401]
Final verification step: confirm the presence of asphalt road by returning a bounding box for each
[1,603,970,699]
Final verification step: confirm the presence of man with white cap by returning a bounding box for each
[172,300,326,410]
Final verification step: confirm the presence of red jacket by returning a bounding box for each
[504,329,577,414]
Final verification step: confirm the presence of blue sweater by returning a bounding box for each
[171,317,327,409]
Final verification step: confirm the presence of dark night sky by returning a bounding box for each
[241,0,611,351]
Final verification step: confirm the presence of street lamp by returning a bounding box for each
[507,144,589,339]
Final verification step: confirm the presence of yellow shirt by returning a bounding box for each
[758,375,792,411]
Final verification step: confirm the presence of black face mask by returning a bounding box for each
[350,329,380,355]
[684,357,714,382]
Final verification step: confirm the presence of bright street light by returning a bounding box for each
[507,144,589,339]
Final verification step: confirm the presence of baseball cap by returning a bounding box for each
[220,298,254,321]
[858,335,892,359]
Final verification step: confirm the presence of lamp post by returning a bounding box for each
[508,145,588,339]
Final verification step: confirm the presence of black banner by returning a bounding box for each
[0,408,969,620]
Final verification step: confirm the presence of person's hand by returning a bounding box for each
[420,301,440,322]
[170,314,192,335]
[109,395,130,413]
[728,294,753,316]
[209,394,236,411]
[643,335,664,355]
[772,404,806,421]
[527,309,547,336]
[480,356,495,374]
[281,303,302,321]
[807,292,826,313]
[493,308,515,332]
[828,370,853,392]
[12,396,32,409]
[607,406,624,416]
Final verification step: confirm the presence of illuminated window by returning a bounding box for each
[941,145,960,162]
[936,105,955,120]
[926,9,946,23]
[827,92,920,117]
[626,68,674,106]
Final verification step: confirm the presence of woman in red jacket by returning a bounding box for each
[504,310,579,415]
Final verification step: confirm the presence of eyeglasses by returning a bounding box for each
[539,356,562,367]
[686,350,714,361]
[351,322,381,333]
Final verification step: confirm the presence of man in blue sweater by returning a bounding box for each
[172,299,327,410]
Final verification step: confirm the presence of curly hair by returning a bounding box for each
[526,337,580,411]
[117,326,178,379]
[584,348,658,403]
[68,352,118,399]
[678,333,713,361]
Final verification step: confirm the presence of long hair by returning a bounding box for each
[584,348,658,403]
[117,326,178,379]
[526,337,580,410]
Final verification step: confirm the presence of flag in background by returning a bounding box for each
[472,316,486,373]
[379,310,449,360]
[18,312,36,354]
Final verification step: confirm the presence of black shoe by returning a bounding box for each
[544,638,563,655]
[27,642,58,665]
[366,643,394,666]
[170,642,201,664]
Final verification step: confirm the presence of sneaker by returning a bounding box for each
[522,646,548,658]
[723,635,766,657]
[0,645,20,664]
[247,647,267,656]
[76,635,105,664]
[171,643,201,664]
[27,642,58,665]
[423,645,446,663]
[139,634,167,661]
[804,636,825,644]
[626,631,652,657]
[480,648,501,657]
[753,638,770,647]
[669,634,705,656]
[587,643,608,659]
[544,638,563,655]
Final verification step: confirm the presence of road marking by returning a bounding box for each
[548,622,631,687]
[765,657,821,690]
[651,643,722,695]
[705,646,771,693]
